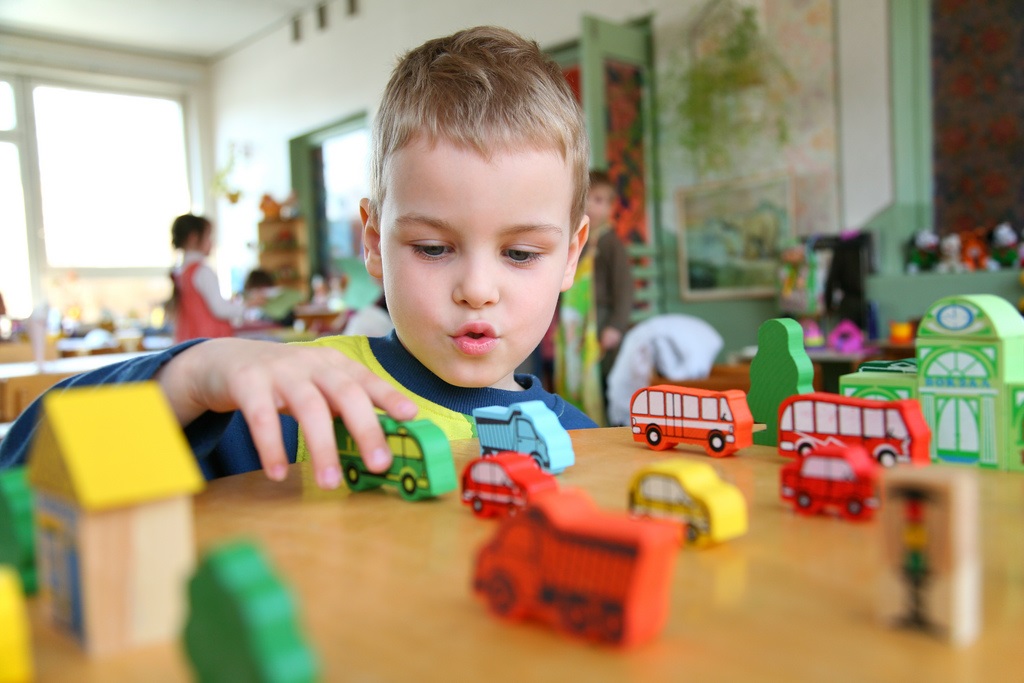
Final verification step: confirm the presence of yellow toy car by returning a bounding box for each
[628,459,747,546]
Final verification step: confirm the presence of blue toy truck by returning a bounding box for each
[472,400,575,474]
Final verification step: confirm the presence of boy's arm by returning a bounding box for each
[0,339,211,469]
[154,338,416,488]
[0,338,417,491]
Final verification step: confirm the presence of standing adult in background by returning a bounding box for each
[168,214,244,343]
[587,171,635,399]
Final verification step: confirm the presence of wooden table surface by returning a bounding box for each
[28,428,1023,682]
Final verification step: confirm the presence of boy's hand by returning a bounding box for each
[155,339,418,489]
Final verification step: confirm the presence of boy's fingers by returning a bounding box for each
[278,382,342,490]
[234,391,290,482]
[319,380,393,474]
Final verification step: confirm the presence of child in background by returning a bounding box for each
[0,26,596,490]
[554,171,634,425]
[587,171,634,388]
[168,214,245,343]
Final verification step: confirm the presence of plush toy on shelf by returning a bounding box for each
[988,222,1020,270]
[960,227,989,272]
[935,233,964,274]
[905,230,939,274]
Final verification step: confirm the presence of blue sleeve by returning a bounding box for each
[0,339,299,479]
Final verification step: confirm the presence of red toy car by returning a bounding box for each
[461,452,558,518]
[779,444,880,520]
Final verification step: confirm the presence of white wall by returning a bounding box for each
[835,0,892,228]
[210,0,894,286]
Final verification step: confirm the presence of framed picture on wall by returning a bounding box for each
[677,172,795,300]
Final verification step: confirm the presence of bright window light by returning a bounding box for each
[0,142,31,318]
[0,81,14,131]
[33,86,190,269]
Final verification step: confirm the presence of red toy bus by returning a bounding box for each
[777,392,930,467]
[629,385,753,457]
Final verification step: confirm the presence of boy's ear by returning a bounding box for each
[560,217,590,292]
[360,198,384,279]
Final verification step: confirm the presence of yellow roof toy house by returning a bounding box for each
[27,382,205,657]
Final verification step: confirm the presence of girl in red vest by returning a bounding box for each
[169,214,244,343]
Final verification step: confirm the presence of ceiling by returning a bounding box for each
[0,0,320,60]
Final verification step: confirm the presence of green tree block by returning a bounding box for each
[0,468,35,594]
[183,540,319,683]
[748,318,815,446]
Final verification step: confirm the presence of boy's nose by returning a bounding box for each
[453,259,499,308]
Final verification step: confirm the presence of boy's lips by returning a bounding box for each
[451,322,499,356]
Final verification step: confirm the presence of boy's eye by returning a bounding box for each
[506,249,539,263]
[414,244,449,258]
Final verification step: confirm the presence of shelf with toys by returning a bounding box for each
[257,214,310,298]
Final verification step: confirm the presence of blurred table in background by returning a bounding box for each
[0,351,152,421]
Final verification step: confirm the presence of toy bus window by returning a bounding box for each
[885,409,908,438]
[683,394,699,418]
[815,402,838,435]
[827,458,855,482]
[801,456,830,479]
[720,398,732,421]
[863,408,885,438]
[472,462,509,487]
[780,406,793,430]
[838,405,860,436]
[633,391,648,414]
[386,434,406,458]
[702,397,718,419]
[793,401,814,432]
[671,392,682,417]
[650,391,665,417]
[516,420,536,440]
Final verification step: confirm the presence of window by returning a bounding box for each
[886,410,908,438]
[839,405,861,436]
[815,402,838,435]
[720,398,732,421]
[683,394,699,419]
[33,86,189,269]
[632,392,648,415]
[702,397,717,419]
[650,391,665,417]
[793,401,815,432]
[472,462,510,487]
[801,457,830,479]
[0,76,193,319]
[863,408,885,438]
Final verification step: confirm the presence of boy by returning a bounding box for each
[0,26,595,490]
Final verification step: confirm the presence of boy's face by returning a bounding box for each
[362,137,588,390]
[585,183,616,230]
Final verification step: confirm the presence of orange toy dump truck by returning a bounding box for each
[472,489,680,646]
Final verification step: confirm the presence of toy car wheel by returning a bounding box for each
[796,492,814,511]
[560,594,590,634]
[708,431,726,454]
[645,426,673,451]
[471,497,484,514]
[530,453,545,470]
[686,524,699,544]
[599,603,624,644]
[844,499,865,519]
[876,450,897,468]
[400,474,418,499]
[342,463,373,491]
[797,443,813,457]
[484,572,520,617]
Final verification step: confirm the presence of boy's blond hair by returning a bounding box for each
[369,26,590,232]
